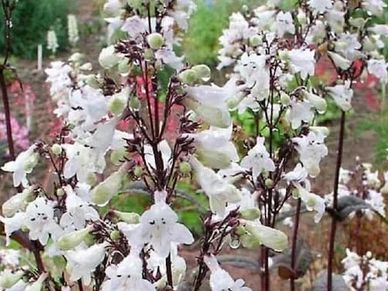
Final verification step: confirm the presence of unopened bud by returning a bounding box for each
[114,211,140,224]
[0,270,24,288]
[179,161,192,174]
[51,144,62,155]
[110,230,121,241]
[147,33,164,50]
[240,208,261,220]
[192,64,211,81]
[133,166,143,177]
[178,69,198,85]
[249,35,262,47]
[58,227,92,250]
[265,178,274,188]
[144,48,154,61]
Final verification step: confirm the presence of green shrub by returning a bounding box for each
[0,0,72,59]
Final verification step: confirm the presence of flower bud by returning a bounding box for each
[144,48,154,61]
[110,149,127,166]
[179,161,192,174]
[0,270,24,288]
[24,153,38,173]
[178,69,198,85]
[243,220,288,251]
[114,211,140,224]
[58,227,92,250]
[304,91,327,113]
[99,45,121,69]
[51,144,62,155]
[265,178,274,188]
[133,165,143,177]
[91,167,128,206]
[192,64,211,81]
[110,230,121,241]
[240,208,261,220]
[129,96,141,110]
[80,62,92,71]
[108,88,129,115]
[69,52,83,63]
[147,33,164,49]
[2,189,33,217]
[249,35,262,47]
[56,188,65,197]
[118,59,131,75]
[86,75,101,89]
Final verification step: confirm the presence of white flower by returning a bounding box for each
[145,245,187,288]
[362,0,387,16]
[155,48,184,71]
[204,255,252,291]
[334,33,363,61]
[184,83,234,128]
[287,100,315,129]
[186,126,239,169]
[276,11,295,37]
[0,213,25,245]
[62,143,105,183]
[2,145,38,187]
[102,252,155,291]
[122,191,194,258]
[328,51,351,70]
[293,131,328,177]
[242,220,288,251]
[368,59,388,83]
[121,15,148,38]
[293,182,326,223]
[99,45,121,69]
[308,0,333,13]
[65,243,107,284]
[282,49,315,80]
[24,197,62,245]
[191,158,241,216]
[241,137,275,179]
[60,186,99,232]
[2,188,33,217]
[327,81,353,111]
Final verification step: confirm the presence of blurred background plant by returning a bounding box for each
[0,0,73,59]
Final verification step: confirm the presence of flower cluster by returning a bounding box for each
[342,249,388,290]
[0,0,387,290]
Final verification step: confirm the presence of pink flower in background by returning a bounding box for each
[0,113,29,150]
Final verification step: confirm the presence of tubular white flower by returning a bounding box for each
[191,158,241,216]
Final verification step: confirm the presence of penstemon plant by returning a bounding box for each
[0,0,387,291]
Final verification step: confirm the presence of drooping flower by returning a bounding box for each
[204,255,252,291]
[121,191,194,258]
[65,243,107,285]
[240,137,275,179]
[276,11,295,37]
[23,197,62,245]
[327,81,353,111]
[60,186,99,231]
[186,125,239,169]
[292,130,328,177]
[281,49,315,80]
[308,0,333,13]
[102,252,156,291]
[191,158,241,216]
[1,144,38,187]
[293,182,326,223]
